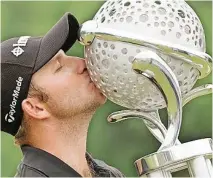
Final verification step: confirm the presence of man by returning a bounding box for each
[1,12,124,177]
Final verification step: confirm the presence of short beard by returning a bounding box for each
[46,94,101,120]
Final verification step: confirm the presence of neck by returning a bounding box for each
[28,111,95,177]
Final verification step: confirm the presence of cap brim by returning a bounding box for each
[33,12,79,73]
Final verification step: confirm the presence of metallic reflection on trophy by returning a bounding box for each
[79,0,212,177]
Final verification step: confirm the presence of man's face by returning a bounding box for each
[31,50,106,119]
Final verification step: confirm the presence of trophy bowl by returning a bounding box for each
[83,0,207,111]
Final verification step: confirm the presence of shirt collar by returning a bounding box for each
[21,145,114,177]
[21,145,82,177]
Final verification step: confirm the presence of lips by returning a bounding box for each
[88,77,93,83]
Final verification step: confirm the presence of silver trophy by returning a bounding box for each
[79,0,212,177]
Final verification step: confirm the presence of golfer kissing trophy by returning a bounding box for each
[79,0,212,177]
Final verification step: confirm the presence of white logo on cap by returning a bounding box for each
[11,36,30,57]
[5,77,23,123]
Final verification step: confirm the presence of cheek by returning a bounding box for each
[47,75,85,97]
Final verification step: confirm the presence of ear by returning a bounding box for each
[22,98,50,120]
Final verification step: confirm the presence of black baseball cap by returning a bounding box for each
[1,13,79,136]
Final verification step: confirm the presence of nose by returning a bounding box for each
[71,57,87,74]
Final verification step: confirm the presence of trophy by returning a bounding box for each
[79,0,212,177]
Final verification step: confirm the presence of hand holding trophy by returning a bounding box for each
[79,0,212,177]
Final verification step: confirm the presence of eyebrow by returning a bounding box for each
[43,51,65,71]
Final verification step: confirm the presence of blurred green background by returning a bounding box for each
[1,1,212,177]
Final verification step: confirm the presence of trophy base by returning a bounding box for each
[135,138,212,177]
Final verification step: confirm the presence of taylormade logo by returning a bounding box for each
[5,77,23,123]
[11,36,30,57]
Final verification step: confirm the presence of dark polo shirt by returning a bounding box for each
[15,145,124,177]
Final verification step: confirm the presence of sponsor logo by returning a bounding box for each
[11,36,30,57]
[5,77,23,123]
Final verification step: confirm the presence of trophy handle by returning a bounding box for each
[183,84,212,106]
[108,109,167,143]
[132,51,182,150]
[108,84,212,144]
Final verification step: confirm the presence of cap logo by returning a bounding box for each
[11,36,30,57]
[5,77,23,123]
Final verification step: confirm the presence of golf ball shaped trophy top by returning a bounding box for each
[79,0,212,177]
